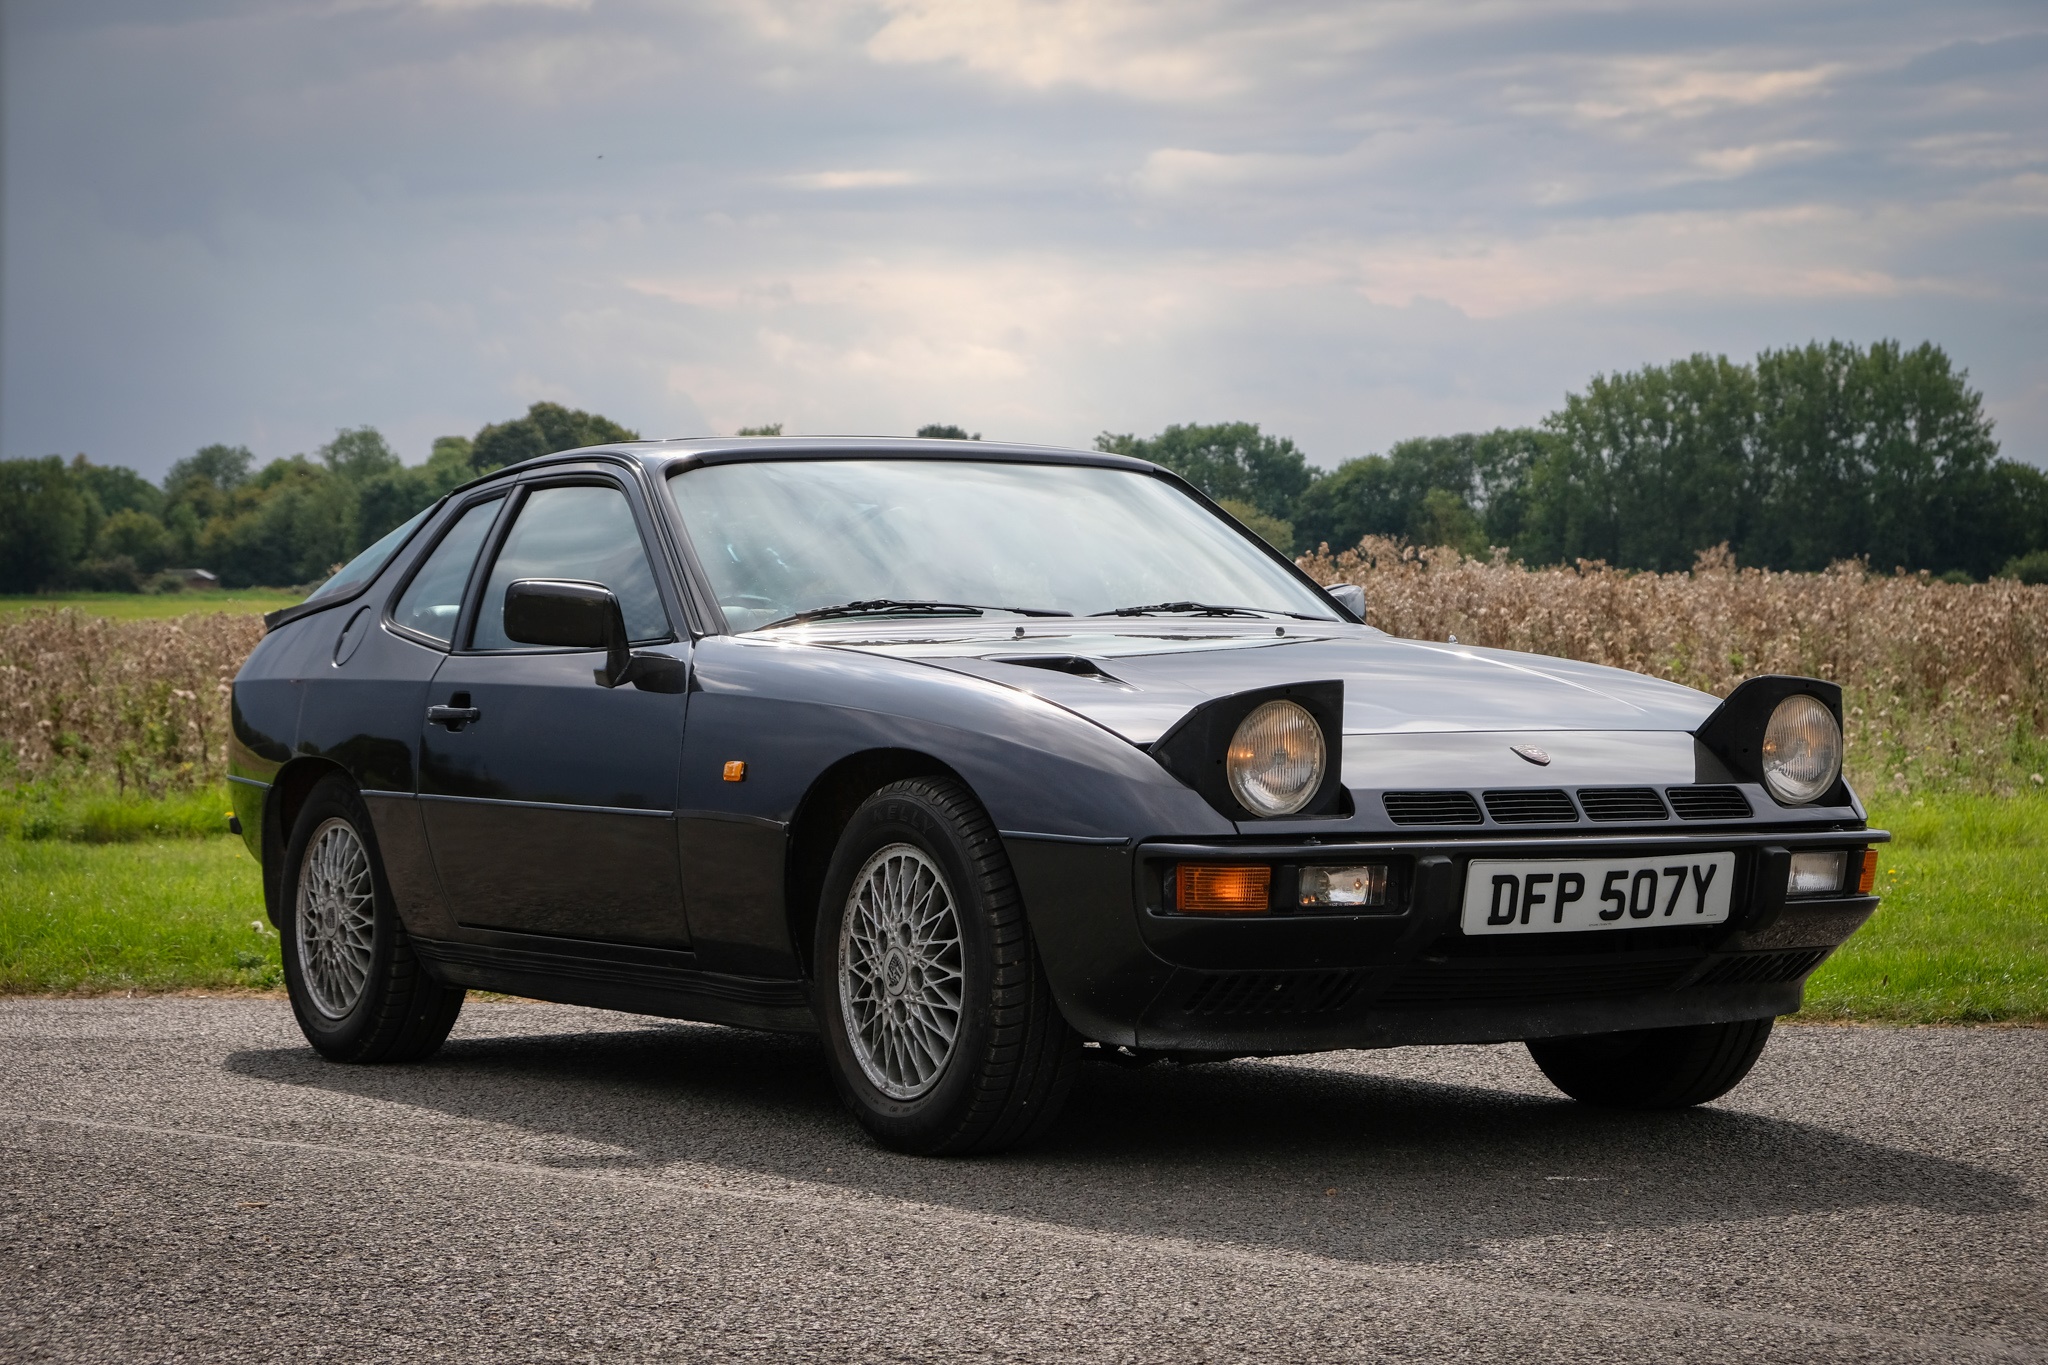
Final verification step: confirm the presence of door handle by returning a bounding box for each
[427,704,481,730]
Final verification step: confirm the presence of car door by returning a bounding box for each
[416,475,692,948]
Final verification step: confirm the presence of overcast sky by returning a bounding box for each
[4,0,2044,480]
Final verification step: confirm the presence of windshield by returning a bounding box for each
[667,459,1335,632]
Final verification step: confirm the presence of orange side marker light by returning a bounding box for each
[1858,849,1879,895]
[723,761,747,782]
[1176,863,1271,914]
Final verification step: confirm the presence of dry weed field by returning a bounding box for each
[0,610,263,795]
[1305,539,2048,796]
[3,549,2045,798]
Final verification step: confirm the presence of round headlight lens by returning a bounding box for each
[1761,694,1841,805]
[1226,700,1327,817]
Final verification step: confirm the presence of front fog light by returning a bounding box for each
[1762,694,1842,805]
[1226,699,1327,817]
[1299,864,1388,908]
[1175,864,1272,913]
[1787,851,1847,897]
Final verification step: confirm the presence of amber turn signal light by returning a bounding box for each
[1858,848,1879,895]
[723,761,746,782]
[1175,863,1271,914]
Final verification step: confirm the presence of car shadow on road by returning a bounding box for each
[223,1017,2030,1266]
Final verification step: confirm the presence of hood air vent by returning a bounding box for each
[1483,789,1579,824]
[1578,787,1670,822]
[1383,790,1484,825]
[1667,785,1754,820]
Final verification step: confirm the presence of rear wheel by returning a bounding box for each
[814,777,1079,1155]
[1527,1017,1774,1109]
[280,775,465,1063]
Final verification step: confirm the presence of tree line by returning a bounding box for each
[0,403,636,593]
[1100,340,2048,581]
[3,340,2044,594]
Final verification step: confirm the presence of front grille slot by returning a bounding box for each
[1667,785,1754,820]
[1383,790,1484,826]
[1577,787,1670,822]
[1377,955,1694,1007]
[1483,788,1579,824]
[1691,948,1830,987]
[1179,971,1364,1016]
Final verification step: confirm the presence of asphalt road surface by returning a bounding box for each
[2,999,2042,1363]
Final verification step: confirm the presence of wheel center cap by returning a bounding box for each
[882,949,909,996]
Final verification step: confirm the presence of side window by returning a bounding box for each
[390,498,503,644]
[472,484,670,650]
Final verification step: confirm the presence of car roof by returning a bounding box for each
[478,435,1161,483]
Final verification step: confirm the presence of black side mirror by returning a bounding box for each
[504,579,632,686]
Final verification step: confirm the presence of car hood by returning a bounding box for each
[794,622,1718,747]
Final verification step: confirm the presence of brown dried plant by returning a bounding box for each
[1300,539,2048,796]
[0,609,265,796]
[8,548,2047,803]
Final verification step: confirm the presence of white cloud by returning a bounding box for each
[783,168,924,189]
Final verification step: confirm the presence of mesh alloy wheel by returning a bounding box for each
[837,842,965,1099]
[294,816,377,1019]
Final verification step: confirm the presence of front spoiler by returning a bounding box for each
[1006,826,1883,1052]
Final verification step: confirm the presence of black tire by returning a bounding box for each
[814,777,1080,1155]
[279,775,465,1063]
[1527,1017,1775,1109]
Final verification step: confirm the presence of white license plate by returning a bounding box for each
[1461,852,1737,935]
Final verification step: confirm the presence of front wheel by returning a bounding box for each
[1527,1017,1774,1109]
[280,775,465,1063]
[814,777,1079,1155]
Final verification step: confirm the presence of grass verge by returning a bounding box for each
[1798,793,2047,1025]
[0,590,301,620]
[1,837,277,993]
[0,786,237,842]
[1,793,2041,1022]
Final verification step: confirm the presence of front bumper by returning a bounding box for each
[1007,827,1883,1053]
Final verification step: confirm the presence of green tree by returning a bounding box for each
[201,457,354,588]
[1528,354,1760,571]
[319,426,402,485]
[916,424,979,440]
[70,455,164,520]
[163,443,255,534]
[472,402,640,473]
[1751,340,2003,573]
[1291,428,1547,554]
[93,509,174,573]
[736,424,783,436]
[0,457,92,592]
[1095,422,1313,524]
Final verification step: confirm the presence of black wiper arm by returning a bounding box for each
[760,599,1072,630]
[1091,600,1274,618]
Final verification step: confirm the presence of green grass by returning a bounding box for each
[0,590,301,620]
[1798,792,2048,1025]
[0,837,277,994]
[0,791,2041,1018]
[0,786,237,843]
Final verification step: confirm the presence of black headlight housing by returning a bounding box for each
[1151,680,1345,821]
[1695,675,1849,808]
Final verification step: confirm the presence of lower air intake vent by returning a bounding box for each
[1377,955,1694,1007]
[1577,787,1670,822]
[1483,789,1579,824]
[1383,790,1484,825]
[1668,785,1753,820]
[1691,948,1830,987]
[1179,971,1364,1016]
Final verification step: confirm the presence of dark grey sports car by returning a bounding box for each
[230,437,1884,1153]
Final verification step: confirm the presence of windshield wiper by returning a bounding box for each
[760,599,1072,630]
[1092,600,1319,620]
